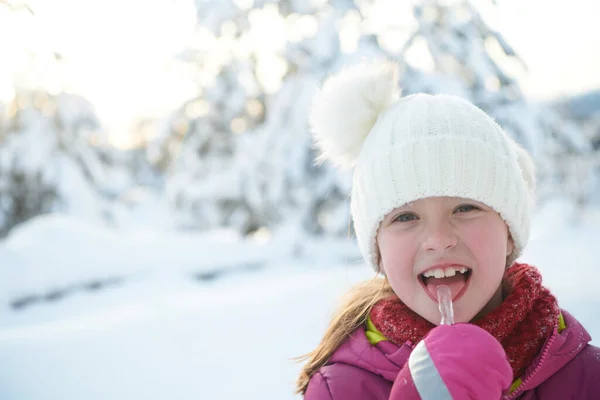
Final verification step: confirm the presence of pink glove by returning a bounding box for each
[391,324,512,399]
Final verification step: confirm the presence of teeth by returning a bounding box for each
[423,268,442,278]
[422,267,469,279]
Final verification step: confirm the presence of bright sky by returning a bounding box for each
[479,0,600,98]
[1,0,599,147]
[0,0,198,147]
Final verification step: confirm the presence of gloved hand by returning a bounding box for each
[390,323,512,399]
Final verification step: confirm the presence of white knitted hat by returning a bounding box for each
[310,62,536,271]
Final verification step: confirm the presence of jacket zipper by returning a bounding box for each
[504,332,557,400]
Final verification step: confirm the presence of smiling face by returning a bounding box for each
[376,196,513,325]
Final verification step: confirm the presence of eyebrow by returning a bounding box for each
[397,202,415,210]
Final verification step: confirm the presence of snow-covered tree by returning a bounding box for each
[0,91,131,236]
[159,0,595,240]
[0,1,141,236]
[150,61,264,232]
[552,90,600,205]
[158,0,374,238]
[243,2,380,238]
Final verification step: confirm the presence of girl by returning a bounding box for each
[296,62,600,399]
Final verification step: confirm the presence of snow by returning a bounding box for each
[0,214,271,312]
[0,199,598,399]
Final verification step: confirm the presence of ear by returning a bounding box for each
[378,260,386,275]
[506,234,514,257]
[375,245,386,275]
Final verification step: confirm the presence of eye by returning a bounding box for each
[454,204,480,213]
[394,212,418,222]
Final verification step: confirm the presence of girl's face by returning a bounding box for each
[376,196,513,325]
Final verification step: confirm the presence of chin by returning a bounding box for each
[424,316,441,325]
[423,309,447,326]
[455,308,481,323]
[426,307,479,325]
[420,304,481,326]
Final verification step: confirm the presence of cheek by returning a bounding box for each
[377,230,417,275]
[462,220,508,261]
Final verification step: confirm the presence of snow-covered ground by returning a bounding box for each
[0,198,598,400]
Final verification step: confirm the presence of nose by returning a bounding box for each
[422,219,458,252]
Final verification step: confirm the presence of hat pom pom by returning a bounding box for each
[309,61,400,168]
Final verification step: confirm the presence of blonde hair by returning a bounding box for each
[295,275,395,394]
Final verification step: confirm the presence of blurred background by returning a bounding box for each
[0,0,599,398]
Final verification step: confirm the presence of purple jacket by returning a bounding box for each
[304,310,600,399]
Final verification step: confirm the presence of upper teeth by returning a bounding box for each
[422,267,468,278]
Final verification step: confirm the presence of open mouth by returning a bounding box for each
[419,266,472,302]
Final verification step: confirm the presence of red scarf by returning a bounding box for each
[370,263,560,379]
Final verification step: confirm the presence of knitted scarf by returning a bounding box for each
[370,263,560,379]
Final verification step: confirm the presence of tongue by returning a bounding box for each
[426,275,467,300]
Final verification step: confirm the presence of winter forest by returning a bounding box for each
[1,0,599,399]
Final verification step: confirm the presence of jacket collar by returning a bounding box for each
[515,309,591,393]
[328,309,590,392]
[329,324,411,382]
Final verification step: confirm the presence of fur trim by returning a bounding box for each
[309,61,400,168]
